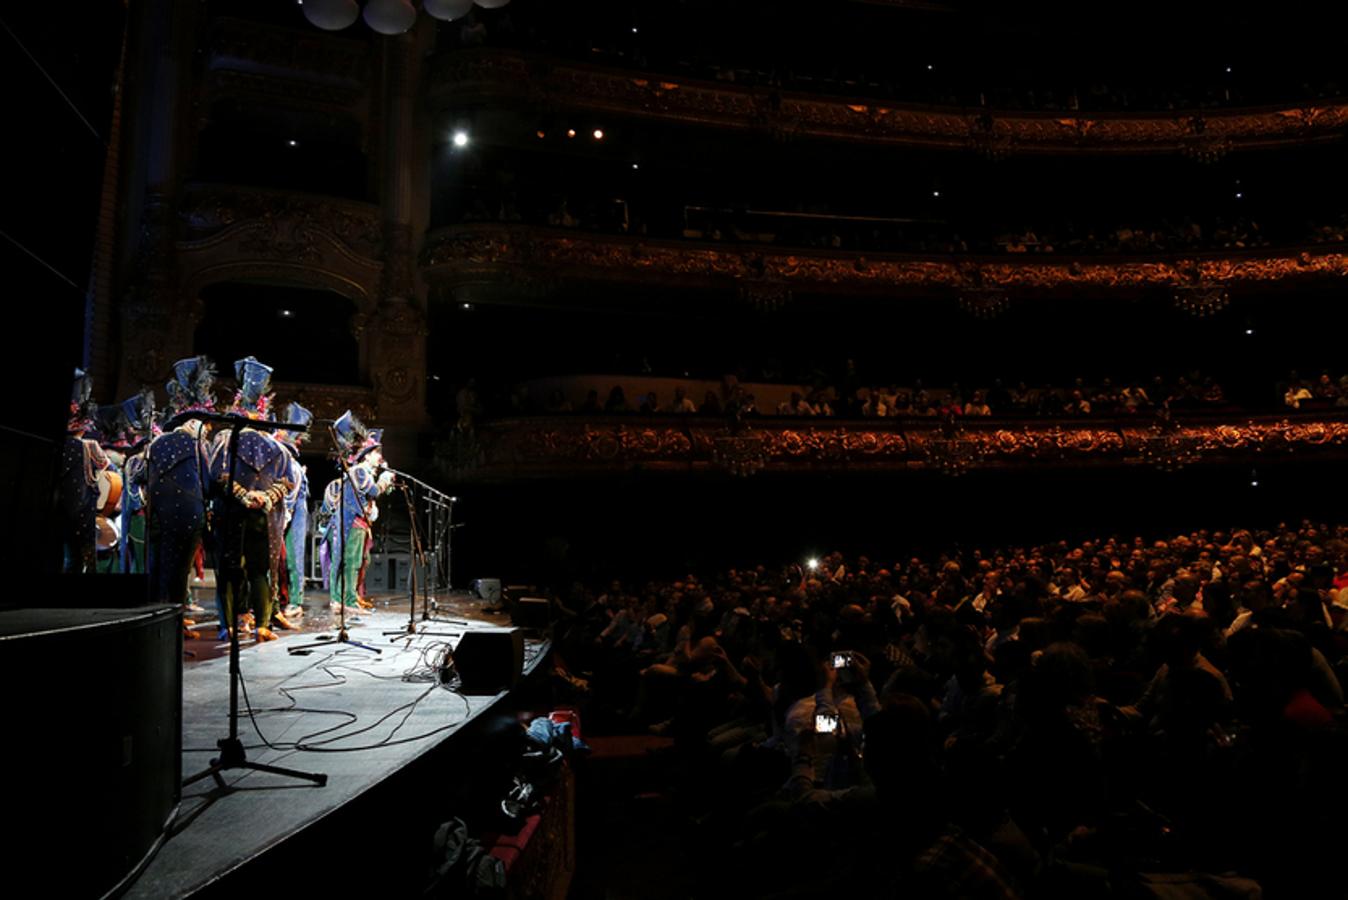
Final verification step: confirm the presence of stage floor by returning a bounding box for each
[125,593,547,899]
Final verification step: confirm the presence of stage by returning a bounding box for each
[123,592,550,899]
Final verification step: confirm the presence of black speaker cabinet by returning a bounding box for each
[454,627,524,695]
[511,596,552,630]
[0,605,181,898]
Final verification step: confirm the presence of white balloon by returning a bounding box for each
[474,0,512,8]
[302,0,360,31]
[424,0,475,20]
[364,0,418,34]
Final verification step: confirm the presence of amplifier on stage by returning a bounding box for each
[472,578,502,603]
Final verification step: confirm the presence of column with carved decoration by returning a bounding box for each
[368,25,430,430]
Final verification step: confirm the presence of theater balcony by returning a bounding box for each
[421,223,1348,301]
[439,409,1348,482]
[428,47,1348,157]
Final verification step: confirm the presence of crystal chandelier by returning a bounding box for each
[925,417,982,476]
[712,433,769,477]
[301,0,508,36]
[1140,415,1201,472]
[958,288,1010,320]
[1172,284,1230,318]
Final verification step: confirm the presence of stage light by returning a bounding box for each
[424,0,475,21]
[278,309,295,318]
[593,128,605,140]
[536,130,546,139]
[452,130,470,148]
[302,0,359,30]
[461,302,473,310]
[566,128,577,138]
[926,64,933,71]
[806,558,819,571]
[932,190,941,198]
[1225,66,1232,73]
[632,27,639,33]
[474,0,512,8]
[363,0,416,34]
[287,139,298,147]
[631,162,640,170]
[1235,191,1242,199]
[1250,469,1259,487]
[1245,328,1255,335]
[450,496,458,502]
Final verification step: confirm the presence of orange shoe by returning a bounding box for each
[184,626,201,640]
[256,627,278,642]
[272,611,295,630]
[357,596,375,610]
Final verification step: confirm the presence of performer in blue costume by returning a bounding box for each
[208,357,293,642]
[117,389,157,575]
[329,410,395,611]
[58,370,106,574]
[276,401,313,624]
[139,357,216,638]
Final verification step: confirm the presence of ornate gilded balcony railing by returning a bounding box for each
[427,49,1348,156]
[422,224,1348,298]
[438,412,1348,480]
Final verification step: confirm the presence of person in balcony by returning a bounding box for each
[964,391,992,417]
[777,391,815,417]
[664,386,697,414]
[604,385,630,414]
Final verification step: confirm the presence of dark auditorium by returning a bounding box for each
[12,0,1348,897]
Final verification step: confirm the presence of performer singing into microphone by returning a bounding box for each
[208,357,292,642]
[330,411,395,612]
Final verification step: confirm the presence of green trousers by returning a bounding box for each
[334,522,368,608]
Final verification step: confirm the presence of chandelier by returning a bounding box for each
[301,0,509,36]
[925,417,982,476]
[1139,415,1201,472]
[958,288,1010,320]
[712,433,769,477]
[740,282,793,314]
[1172,284,1230,318]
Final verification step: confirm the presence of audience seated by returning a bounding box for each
[549,520,1348,898]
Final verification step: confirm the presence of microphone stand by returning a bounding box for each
[382,468,464,622]
[181,412,326,791]
[289,425,380,655]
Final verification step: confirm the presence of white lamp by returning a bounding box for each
[424,0,475,20]
[301,0,360,30]
[363,0,417,34]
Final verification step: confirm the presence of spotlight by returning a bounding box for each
[926,64,933,71]
[536,130,546,139]
[631,162,640,170]
[287,139,298,147]
[1235,191,1242,199]
[1245,328,1254,335]
[593,128,605,140]
[806,558,819,571]
[1225,66,1232,73]
[566,128,577,138]
[631,26,638,33]
[461,302,473,310]
[932,190,941,198]
[1250,469,1259,487]
[452,130,469,148]
[278,309,295,318]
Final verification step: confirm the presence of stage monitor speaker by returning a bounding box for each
[473,578,502,603]
[1,605,180,898]
[454,627,523,695]
[512,596,552,630]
